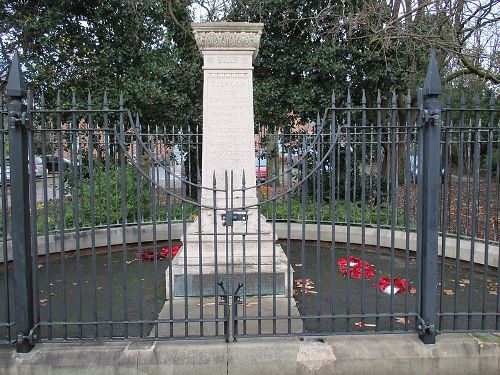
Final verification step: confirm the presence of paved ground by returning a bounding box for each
[2,177,60,204]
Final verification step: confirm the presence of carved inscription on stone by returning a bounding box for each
[202,70,255,194]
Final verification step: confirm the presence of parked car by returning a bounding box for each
[32,156,46,178]
[0,156,44,182]
[255,155,267,182]
[44,155,73,173]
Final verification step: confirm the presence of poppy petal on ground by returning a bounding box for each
[137,245,181,261]
[374,277,415,295]
[337,256,375,279]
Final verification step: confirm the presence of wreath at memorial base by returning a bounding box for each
[375,277,415,295]
[336,256,375,279]
[136,245,181,261]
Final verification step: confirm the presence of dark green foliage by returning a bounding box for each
[1,0,202,130]
[30,163,198,235]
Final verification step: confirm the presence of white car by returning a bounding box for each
[0,164,10,184]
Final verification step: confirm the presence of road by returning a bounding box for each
[2,177,62,205]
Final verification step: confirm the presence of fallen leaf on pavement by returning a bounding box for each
[198,302,216,307]
[304,290,318,294]
[355,321,376,328]
[443,289,455,296]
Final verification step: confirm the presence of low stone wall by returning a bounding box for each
[1,223,498,268]
[0,333,498,375]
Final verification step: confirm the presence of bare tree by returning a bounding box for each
[288,0,499,85]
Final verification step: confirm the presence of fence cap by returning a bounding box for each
[6,52,27,98]
[423,50,442,96]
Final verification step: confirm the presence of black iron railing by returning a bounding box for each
[0,51,498,352]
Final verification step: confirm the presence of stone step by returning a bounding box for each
[151,296,303,338]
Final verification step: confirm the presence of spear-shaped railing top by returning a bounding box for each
[6,52,27,99]
[423,49,442,97]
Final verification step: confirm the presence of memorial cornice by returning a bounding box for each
[192,22,264,59]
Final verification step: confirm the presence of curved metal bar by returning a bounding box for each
[114,122,221,210]
[234,125,343,209]
[125,111,208,191]
[119,107,341,210]
[126,108,337,195]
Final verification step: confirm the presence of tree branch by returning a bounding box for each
[443,68,472,83]
[459,55,500,84]
[165,0,193,39]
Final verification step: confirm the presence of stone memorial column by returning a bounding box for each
[195,22,261,205]
[166,22,291,299]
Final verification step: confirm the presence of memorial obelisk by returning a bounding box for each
[166,22,291,299]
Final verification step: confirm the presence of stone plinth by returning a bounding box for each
[166,22,292,299]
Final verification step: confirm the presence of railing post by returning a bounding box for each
[6,52,35,353]
[417,50,441,344]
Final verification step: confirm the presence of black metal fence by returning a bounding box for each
[0,52,498,352]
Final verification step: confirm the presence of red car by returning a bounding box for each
[255,156,267,182]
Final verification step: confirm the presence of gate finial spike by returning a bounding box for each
[331,89,336,106]
[490,91,495,107]
[376,90,381,106]
[27,90,33,107]
[103,90,108,109]
[213,171,217,186]
[87,90,92,107]
[242,170,246,186]
[316,111,321,127]
[6,52,27,98]
[423,49,442,96]
[391,89,397,107]
[406,89,411,107]
[71,91,76,107]
[347,89,352,106]
[474,92,480,108]
[460,91,465,107]
[40,90,46,108]
[361,89,366,105]
[119,92,124,107]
